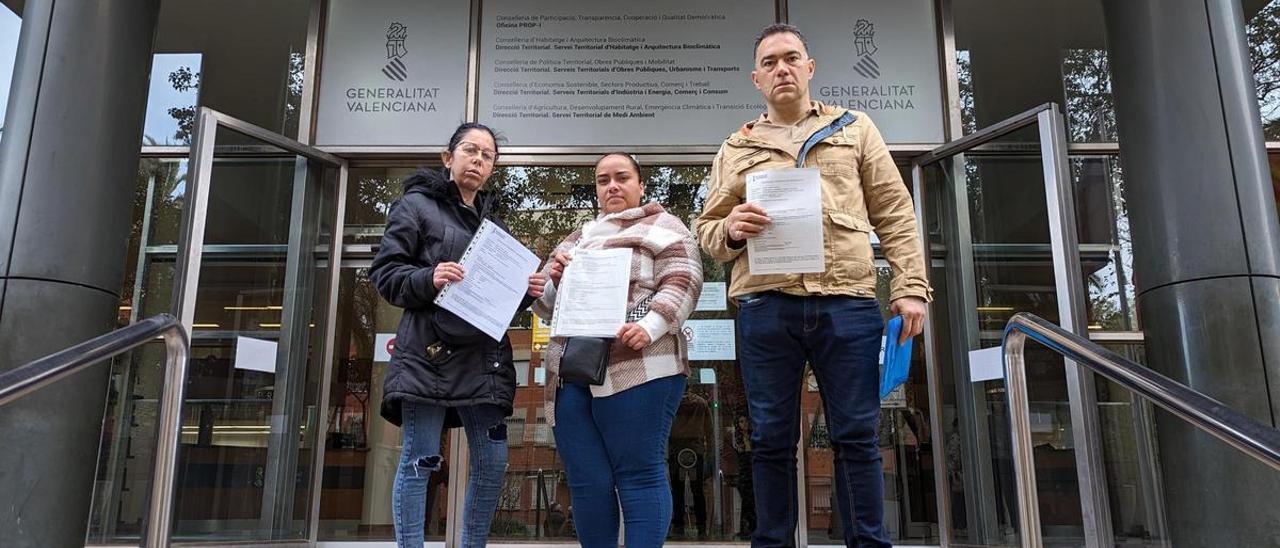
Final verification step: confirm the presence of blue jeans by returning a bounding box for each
[737,293,889,548]
[393,402,509,548]
[553,375,686,548]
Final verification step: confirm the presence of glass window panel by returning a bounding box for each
[94,140,338,543]
[1093,343,1169,544]
[927,257,977,543]
[0,5,19,143]
[922,142,1086,545]
[966,152,1059,329]
[954,0,1116,143]
[1062,49,1118,143]
[641,164,749,543]
[89,159,185,543]
[515,360,530,387]
[343,167,418,245]
[330,160,937,542]
[318,267,452,541]
[112,159,186,325]
[202,156,298,245]
[1071,156,1138,331]
[149,0,312,143]
[172,154,336,542]
[506,409,527,450]
[130,155,295,248]
[956,50,979,136]
[335,162,773,542]
[800,266,941,545]
[136,158,192,247]
[88,341,172,543]
[799,163,938,545]
[1270,152,1280,222]
[143,53,203,146]
[1246,0,1280,140]
[489,165,598,260]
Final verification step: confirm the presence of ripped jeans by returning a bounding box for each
[393,402,509,548]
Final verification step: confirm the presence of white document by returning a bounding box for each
[684,319,737,361]
[374,333,396,362]
[695,281,727,312]
[968,346,1005,382]
[433,219,541,341]
[745,167,825,275]
[234,336,278,373]
[549,247,633,338]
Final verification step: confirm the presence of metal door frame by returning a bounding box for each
[169,107,349,544]
[911,103,1112,548]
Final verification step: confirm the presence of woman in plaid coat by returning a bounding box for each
[532,153,703,548]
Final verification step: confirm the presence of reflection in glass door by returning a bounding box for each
[89,158,188,543]
[165,108,346,542]
[914,104,1110,547]
[798,162,942,546]
[318,266,454,542]
[317,164,770,544]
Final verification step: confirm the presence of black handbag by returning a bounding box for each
[555,294,652,386]
[558,336,614,385]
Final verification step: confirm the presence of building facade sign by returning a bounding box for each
[790,0,945,143]
[315,0,944,146]
[478,0,771,146]
[315,0,471,146]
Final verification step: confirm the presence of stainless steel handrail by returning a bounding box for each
[1002,312,1280,548]
[0,313,188,548]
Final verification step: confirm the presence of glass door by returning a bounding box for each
[166,108,347,543]
[913,103,1111,548]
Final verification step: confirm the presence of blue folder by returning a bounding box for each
[880,316,914,399]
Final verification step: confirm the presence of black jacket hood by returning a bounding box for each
[370,166,520,427]
[402,167,449,197]
[403,168,498,212]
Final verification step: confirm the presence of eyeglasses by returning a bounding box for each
[455,141,497,164]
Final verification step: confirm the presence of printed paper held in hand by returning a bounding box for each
[433,219,541,341]
[745,167,825,275]
[549,248,633,338]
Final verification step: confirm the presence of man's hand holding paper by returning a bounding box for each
[741,167,825,275]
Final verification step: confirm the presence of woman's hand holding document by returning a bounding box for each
[549,248,634,338]
[433,219,541,341]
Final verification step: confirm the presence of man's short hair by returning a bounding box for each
[753,23,810,60]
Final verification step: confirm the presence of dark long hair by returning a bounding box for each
[446,122,503,157]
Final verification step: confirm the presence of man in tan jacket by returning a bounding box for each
[696,23,931,548]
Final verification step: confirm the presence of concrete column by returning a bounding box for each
[1103,0,1280,545]
[0,1,159,547]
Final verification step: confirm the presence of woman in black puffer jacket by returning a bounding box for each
[370,123,546,548]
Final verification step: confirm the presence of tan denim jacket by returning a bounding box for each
[695,102,932,302]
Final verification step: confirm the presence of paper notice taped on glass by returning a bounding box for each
[746,167,825,275]
[234,336,278,373]
[549,247,633,338]
[968,346,1004,382]
[685,319,737,361]
[695,281,727,311]
[375,333,396,362]
[433,219,541,341]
